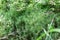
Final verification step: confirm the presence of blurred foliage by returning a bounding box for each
[0,0,60,40]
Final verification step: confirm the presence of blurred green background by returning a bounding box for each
[0,0,60,40]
